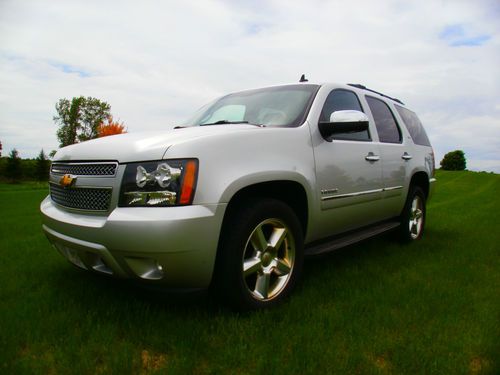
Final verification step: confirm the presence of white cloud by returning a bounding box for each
[0,0,499,172]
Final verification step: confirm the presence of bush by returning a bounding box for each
[440,150,466,171]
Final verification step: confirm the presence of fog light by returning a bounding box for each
[125,257,164,280]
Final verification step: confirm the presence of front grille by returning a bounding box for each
[51,162,117,176]
[50,184,112,211]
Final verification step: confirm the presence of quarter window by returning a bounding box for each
[395,105,431,146]
[366,96,402,143]
[320,89,370,141]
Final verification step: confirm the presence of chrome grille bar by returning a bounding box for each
[51,162,118,176]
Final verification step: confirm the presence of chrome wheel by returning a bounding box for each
[409,195,424,239]
[242,218,296,301]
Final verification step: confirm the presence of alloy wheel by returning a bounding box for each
[409,195,424,239]
[242,218,296,301]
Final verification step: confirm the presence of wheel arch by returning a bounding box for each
[409,171,430,199]
[221,180,309,238]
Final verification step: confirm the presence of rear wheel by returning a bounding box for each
[214,199,304,310]
[400,186,426,242]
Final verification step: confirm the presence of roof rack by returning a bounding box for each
[347,83,404,105]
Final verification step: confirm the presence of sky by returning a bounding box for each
[1,0,499,172]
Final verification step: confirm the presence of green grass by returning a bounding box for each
[1,171,499,374]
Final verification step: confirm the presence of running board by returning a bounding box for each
[305,221,400,256]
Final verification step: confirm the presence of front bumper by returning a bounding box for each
[41,196,226,288]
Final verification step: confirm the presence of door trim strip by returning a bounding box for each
[321,185,403,201]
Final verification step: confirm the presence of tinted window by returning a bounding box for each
[320,89,370,141]
[395,105,431,146]
[366,96,401,143]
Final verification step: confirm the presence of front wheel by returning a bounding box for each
[214,199,304,310]
[400,186,426,242]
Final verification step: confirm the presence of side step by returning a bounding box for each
[305,221,400,256]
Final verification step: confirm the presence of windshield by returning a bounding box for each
[181,84,320,127]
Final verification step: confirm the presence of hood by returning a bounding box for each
[54,125,260,163]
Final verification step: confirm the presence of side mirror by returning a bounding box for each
[319,110,369,140]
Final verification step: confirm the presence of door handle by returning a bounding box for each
[402,152,412,161]
[365,152,380,162]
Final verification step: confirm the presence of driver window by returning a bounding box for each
[320,90,370,141]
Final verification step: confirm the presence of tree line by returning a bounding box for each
[0,149,50,183]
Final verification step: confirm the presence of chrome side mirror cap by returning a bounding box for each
[319,110,369,141]
[329,110,369,124]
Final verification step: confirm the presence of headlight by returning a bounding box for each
[119,159,198,207]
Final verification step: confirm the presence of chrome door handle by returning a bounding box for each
[365,153,380,162]
[402,152,412,160]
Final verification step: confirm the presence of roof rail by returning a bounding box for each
[347,83,404,105]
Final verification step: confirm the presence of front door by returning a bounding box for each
[313,89,385,237]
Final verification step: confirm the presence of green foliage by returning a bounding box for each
[6,149,22,182]
[36,149,50,181]
[0,170,499,374]
[0,154,47,182]
[440,150,466,170]
[54,96,111,147]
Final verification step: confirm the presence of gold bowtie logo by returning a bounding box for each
[59,174,77,188]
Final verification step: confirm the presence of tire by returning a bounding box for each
[400,186,426,242]
[214,198,304,310]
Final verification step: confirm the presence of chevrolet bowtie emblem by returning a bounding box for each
[59,174,77,188]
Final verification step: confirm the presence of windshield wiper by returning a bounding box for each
[200,120,265,127]
[201,120,249,126]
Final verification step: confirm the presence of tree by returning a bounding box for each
[6,149,22,182]
[97,115,127,137]
[36,149,50,181]
[440,150,466,171]
[53,96,111,147]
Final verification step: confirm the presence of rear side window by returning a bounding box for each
[320,89,370,141]
[366,96,401,143]
[395,105,431,146]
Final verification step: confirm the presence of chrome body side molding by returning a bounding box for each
[321,186,403,201]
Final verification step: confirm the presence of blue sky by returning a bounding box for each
[48,62,91,78]
[440,24,491,46]
[0,0,499,172]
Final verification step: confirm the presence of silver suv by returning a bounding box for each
[41,82,436,310]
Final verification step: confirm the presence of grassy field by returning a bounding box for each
[0,171,499,374]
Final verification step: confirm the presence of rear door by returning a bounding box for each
[364,96,410,218]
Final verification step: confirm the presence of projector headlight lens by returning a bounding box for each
[119,159,198,207]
